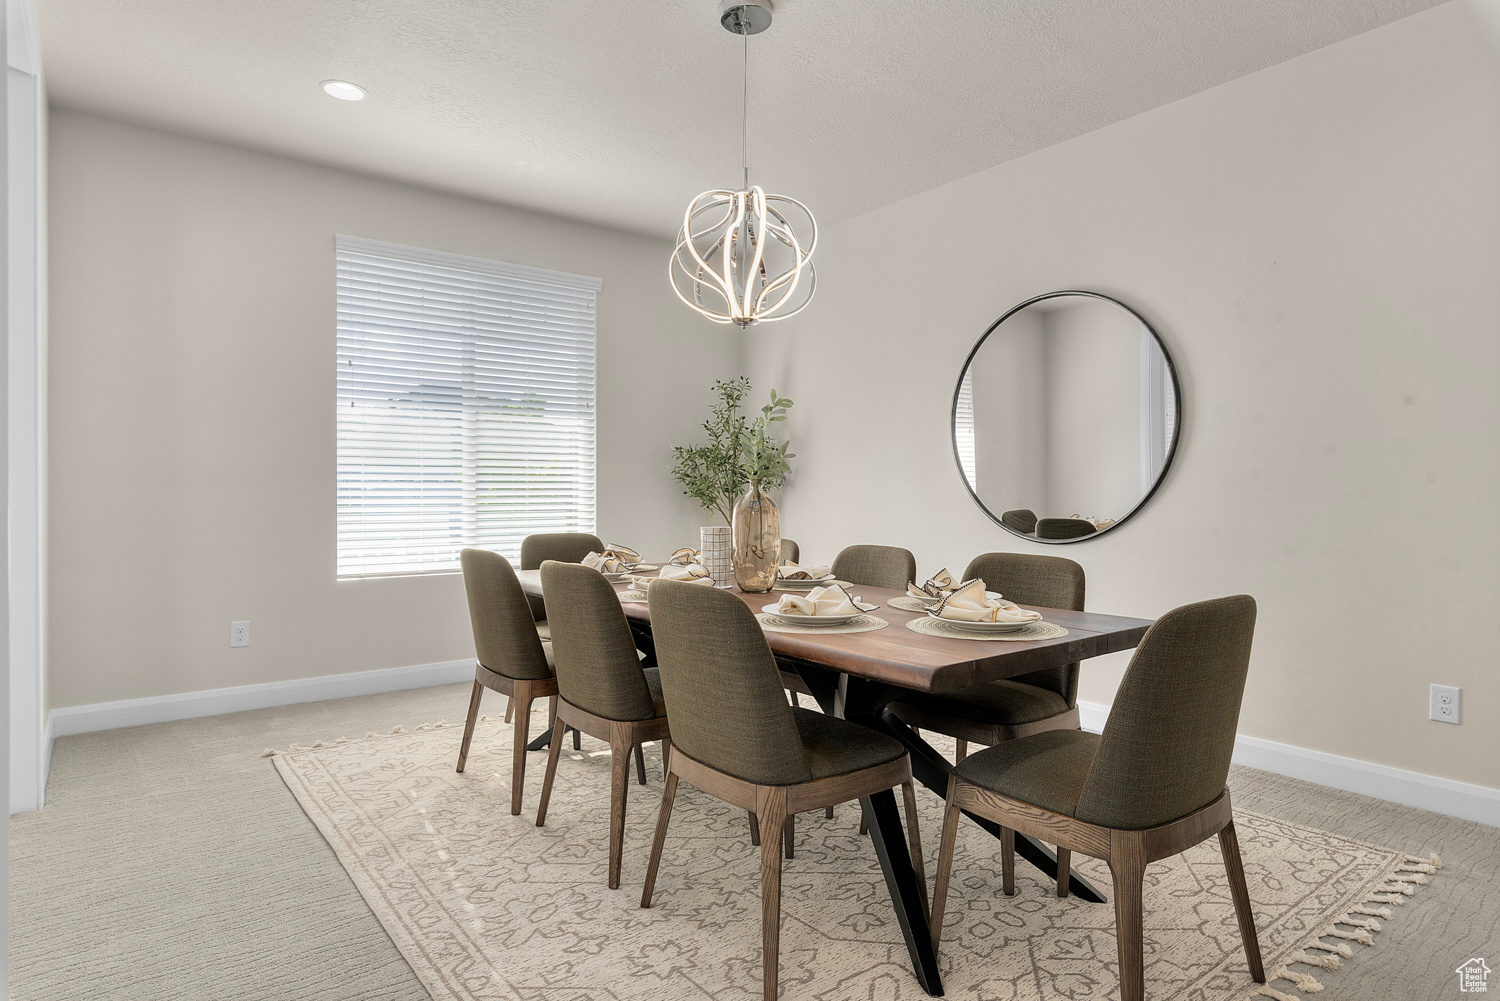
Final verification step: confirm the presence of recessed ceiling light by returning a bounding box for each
[321,80,366,101]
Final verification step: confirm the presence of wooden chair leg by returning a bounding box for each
[456,679,483,773]
[783,814,794,860]
[511,683,537,816]
[900,780,929,918]
[1219,821,1266,983]
[640,768,679,908]
[1056,847,1072,898]
[749,811,761,846]
[503,695,514,724]
[757,787,788,1001]
[535,718,567,827]
[1000,826,1016,896]
[930,776,962,953]
[1109,831,1147,1001]
[660,737,671,780]
[954,738,967,763]
[634,743,647,786]
[607,723,632,890]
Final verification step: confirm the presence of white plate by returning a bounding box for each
[926,611,1036,633]
[628,564,659,572]
[761,601,878,626]
[774,575,838,589]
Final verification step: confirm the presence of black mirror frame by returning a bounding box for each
[951,289,1182,544]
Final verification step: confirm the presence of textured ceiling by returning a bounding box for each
[39,0,1445,238]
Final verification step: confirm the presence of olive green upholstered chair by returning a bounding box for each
[455,548,559,816]
[831,544,917,590]
[1036,517,1096,540]
[1000,509,1038,534]
[779,538,800,565]
[891,553,1086,761]
[641,579,926,1001]
[931,595,1264,1001]
[535,561,670,889]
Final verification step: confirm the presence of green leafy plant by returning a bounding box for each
[741,390,795,491]
[670,377,751,525]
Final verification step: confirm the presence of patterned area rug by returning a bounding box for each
[271,713,1437,1001]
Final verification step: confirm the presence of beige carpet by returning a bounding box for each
[272,714,1438,1001]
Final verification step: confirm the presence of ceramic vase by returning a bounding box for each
[699,525,733,587]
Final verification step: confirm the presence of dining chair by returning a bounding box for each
[1036,517,1096,540]
[455,548,559,816]
[641,579,927,1001]
[930,595,1263,1001]
[831,544,918,589]
[535,561,670,889]
[1000,509,1038,534]
[890,552,1085,762]
[779,538,799,565]
[512,532,604,726]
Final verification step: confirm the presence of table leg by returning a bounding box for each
[787,660,942,996]
[527,723,576,753]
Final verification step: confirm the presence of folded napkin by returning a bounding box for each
[775,584,862,617]
[582,544,641,574]
[933,578,1043,624]
[626,563,715,590]
[668,547,701,566]
[777,561,833,581]
[907,568,967,601]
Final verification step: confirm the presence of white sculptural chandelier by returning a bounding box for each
[670,1,817,327]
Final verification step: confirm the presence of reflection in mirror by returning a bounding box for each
[953,292,1179,542]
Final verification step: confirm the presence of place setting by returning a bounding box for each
[611,545,715,600]
[772,560,853,591]
[902,575,1070,641]
[757,582,889,634]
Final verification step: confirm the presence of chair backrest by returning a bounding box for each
[648,580,813,785]
[1036,518,1096,540]
[832,544,917,590]
[1001,509,1038,534]
[1075,595,1257,830]
[520,532,605,570]
[963,552,1086,703]
[780,538,800,565]
[539,561,657,721]
[460,549,553,681]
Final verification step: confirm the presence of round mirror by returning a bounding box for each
[952,291,1181,543]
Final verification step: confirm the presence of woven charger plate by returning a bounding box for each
[617,589,649,602]
[886,595,935,612]
[905,616,1069,641]
[756,613,889,635]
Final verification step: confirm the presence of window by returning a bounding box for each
[336,236,599,578]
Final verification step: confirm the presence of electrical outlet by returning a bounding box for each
[1429,684,1460,724]
[230,621,250,648]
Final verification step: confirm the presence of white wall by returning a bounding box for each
[744,2,1500,792]
[47,110,736,711]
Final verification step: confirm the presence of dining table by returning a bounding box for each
[514,566,1154,998]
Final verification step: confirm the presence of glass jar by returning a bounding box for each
[732,485,781,593]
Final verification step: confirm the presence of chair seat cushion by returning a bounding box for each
[896,679,1070,728]
[641,667,668,718]
[792,708,906,780]
[954,729,1101,818]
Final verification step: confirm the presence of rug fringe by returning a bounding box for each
[1248,850,1439,998]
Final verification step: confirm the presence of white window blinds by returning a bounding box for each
[336,236,599,579]
[954,370,977,485]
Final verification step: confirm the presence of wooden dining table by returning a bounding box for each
[514,567,1154,998]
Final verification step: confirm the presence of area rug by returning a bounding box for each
[270,712,1438,1001]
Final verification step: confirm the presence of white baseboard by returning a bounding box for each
[47,659,475,740]
[1078,700,1500,829]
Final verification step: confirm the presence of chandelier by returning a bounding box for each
[670,1,817,327]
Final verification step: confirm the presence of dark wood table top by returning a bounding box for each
[515,568,1153,695]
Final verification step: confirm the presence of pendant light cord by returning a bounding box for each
[741,21,750,190]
